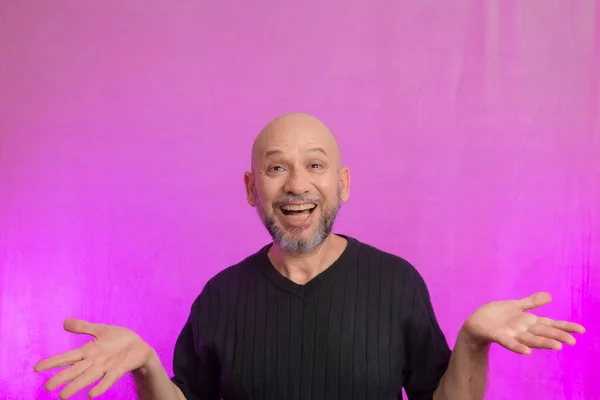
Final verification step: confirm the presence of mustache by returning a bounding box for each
[273,194,323,207]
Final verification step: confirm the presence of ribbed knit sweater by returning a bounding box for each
[171,235,451,400]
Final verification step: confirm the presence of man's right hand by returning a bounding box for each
[34,318,156,399]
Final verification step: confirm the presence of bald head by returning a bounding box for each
[251,113,342,173]
[244,113,350,254]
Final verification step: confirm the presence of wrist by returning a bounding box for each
[134,348,161,377]
[457,325,491,354]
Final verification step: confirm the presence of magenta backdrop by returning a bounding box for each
[1,1,598,399]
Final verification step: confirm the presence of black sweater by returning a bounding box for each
[171,235,451,400]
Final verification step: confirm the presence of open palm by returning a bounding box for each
[34,318,155,399]
[463,292,586,355]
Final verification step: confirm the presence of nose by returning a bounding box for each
[283,168,311,194]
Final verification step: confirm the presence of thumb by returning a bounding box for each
[63,318,99,336]
[518,292,552,311]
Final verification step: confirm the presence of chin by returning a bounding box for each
[278,227,329,253]
[258,206,332,252]
[278,238,324,254]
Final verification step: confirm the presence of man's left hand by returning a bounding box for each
[461,292,585,355]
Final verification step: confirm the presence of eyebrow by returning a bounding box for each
[264,147,328,158]
[306,147,328,156]
[264,149,285,158]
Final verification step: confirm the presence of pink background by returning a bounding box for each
[1,1,598,399]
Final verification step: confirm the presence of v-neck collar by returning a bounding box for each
[254,234,361,299]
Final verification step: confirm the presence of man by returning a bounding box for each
[34,113,585,400]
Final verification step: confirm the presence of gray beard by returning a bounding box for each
[257,189,342,254]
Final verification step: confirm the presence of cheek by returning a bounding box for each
[260,200,275,214]
[317,180,340,201]
[255,183,278,209]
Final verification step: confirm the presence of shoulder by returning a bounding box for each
[210,247,266,286]
[351,236,427,286]
[189,244,269,309]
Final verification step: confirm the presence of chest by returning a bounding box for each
[211,283,407,400]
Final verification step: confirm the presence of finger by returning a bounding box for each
[518,292,552,311]
[495,335,532,355]
[88,369,127,398]
[44,359,93,391]
[529,324,577,346]
[63,318,99,337]
[516,331,562,351]
[538,317,586,334]
[58,366,105,400]
[34,349,84,372]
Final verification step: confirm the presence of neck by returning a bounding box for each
[268,234,347,285]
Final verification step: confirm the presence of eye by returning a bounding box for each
[310,163,322,169]
[270,165,285,172]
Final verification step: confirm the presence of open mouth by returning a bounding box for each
[279,204,317,216]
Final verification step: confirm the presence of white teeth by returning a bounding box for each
[280,204,316,211]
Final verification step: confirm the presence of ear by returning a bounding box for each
[244,171,256,207]
[339,166,350,201]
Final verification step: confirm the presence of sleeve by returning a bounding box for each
[170,282,221,400]
[402,268,452,400]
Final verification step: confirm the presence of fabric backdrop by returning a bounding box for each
[0,1,598,399]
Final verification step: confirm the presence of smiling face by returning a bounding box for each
[244,113,350,254]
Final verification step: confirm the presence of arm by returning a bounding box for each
[33,286,220,400]
[433,329,490,400]
[433,292,585,400]
[133,352,187,400]
[133,280,219,400]
[33,318,187,400]
[400,266,453,400]
[168,282,221,400]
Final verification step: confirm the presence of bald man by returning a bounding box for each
[34,113,585,400]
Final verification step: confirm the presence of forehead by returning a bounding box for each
[261,132,329,155]
[253,117,339,162]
